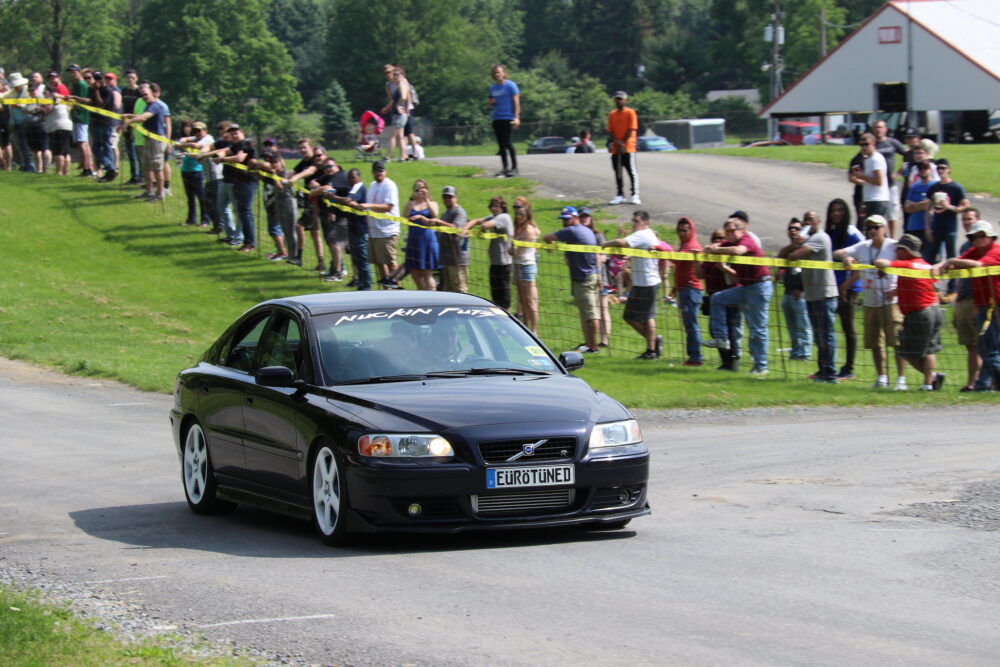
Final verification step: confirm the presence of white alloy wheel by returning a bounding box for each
[313,445,347,543]
[183,423,209,504]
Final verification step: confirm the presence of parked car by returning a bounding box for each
[527,136,570,154]
[636,135,677,152]
[170,291,651,545]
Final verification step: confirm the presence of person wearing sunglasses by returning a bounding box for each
[848,132,891,224]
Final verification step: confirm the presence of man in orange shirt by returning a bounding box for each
[607,90,640,205]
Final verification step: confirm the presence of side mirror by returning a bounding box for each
[559,351,584,371]
[255,365,297,387]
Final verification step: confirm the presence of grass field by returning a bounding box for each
[0,585,245,666]
[689,143,1000,198]
[0,164,994,409]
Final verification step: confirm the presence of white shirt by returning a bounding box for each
[862,151,890,202]
[198,134,222,180]
[841,237,899,307]
[365,177,400,238]
[625,227,662,287]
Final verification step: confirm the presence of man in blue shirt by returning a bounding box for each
[903,161,938,243]
[488,65,520,178]
[122,82,170,201]
[544,207,600,353]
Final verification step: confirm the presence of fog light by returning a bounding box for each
[407,503,422,517]
[618,490,630,504]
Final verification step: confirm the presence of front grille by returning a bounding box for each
[477,437,577,464]
[472,488,575,515]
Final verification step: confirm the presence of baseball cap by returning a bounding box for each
[66,64,81,71]
[613,90,628,99]
[729,210,749,223]
[864,214,887,227]
[559,206,578,219]
[47,71,60,78]
[903,127,919,137]
[916,161,931,169]
[227,123,241,130]
[191,121,207,131]
[372,160,386,172]
[935,157,950,168]
[967,220,997,239]
[104,72,117,81]
[578,207,592,216]
[441,185,457,197]
[898,234,922,256]
[263,137,276,146]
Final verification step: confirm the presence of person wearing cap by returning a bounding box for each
[488,64,520,178]
[23,72,51,173]
[329,168,371,290]
[410,186,469,294]
[544,207,601,353]
[777,218,812,362]
[935,219,1000,391]
[607,91,640,205]
[62,65,94,176]
[835,214,907,389]
[925,157,970,302]
[465,196,515,308]
[603,210,663,359]
[898,142,938,229]
[702,217,773,377]
[119,69,142,184]
[787,210,839,383]
[41,81,73,176]
[351,161,400,287]
[176,121,214,227]
[87,70,121,181]
[848,132,891,223]
[46,71,69,97]
[579,207,611,347]
[946,208,989,390]
[3,72,36,172]
[121,82,170,201]
[672,217,705,365]
[874,234,944,391]
[727,210,762,248]
[903,159,939,243]
[216,124,258,252]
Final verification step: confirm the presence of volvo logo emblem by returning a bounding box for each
[506,439,548,462]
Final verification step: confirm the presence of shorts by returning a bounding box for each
[390,114,408,129]
[143,138,165,171]
[441,265,469,293]
[404,115,414,136]
[324,215,349,247]
[48,130,72,157]
[298,205,317,231]
[489,264,513,309]
[863,200,890,219]
[953,297,979,346]
[899,305,943,358]
[623,285,658,322]
[515,262,537,282]
[888,184,901,222]
[0,125,10,148]
[863,303,902,348]
[25,123,46,151]
[72,122,89,144]
[571,273,600,322]
[370,235,398,267]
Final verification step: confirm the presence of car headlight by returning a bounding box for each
[588,419,643,449]
[358,434,454,458]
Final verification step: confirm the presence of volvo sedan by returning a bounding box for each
[170,292,650,545]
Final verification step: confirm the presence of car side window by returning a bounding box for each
[219,314,269,373]
[257,314,307,379]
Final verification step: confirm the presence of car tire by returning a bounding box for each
[311,444,352,546]
[181,420,235,515]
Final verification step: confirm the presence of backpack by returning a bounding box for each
[409,84,419,108]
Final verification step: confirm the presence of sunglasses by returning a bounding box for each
[969,232,987,240]
[787,226,802,231]
[858,142,871,146]
[865,225,883,231]
[513,205,524,209]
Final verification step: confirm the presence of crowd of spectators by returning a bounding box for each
[3,65,998,391]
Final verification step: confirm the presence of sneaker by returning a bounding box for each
[216,237,232,244]
[285,257,303,266]
[893,377,908,391]
[813,376,838,384]
[238,244,255,253]
[506,168,519,178]
[629,194,642,205]
[323,273,343,282]
[872,375,889,389]
[608,195,625,205]
[134,192,151,199]
[931,372,945,391]
[267,252,287,261]
[314,261,327,272]
[682,360,703,367]
[581,347,600,354]
[494,171,509,179]
[747,368,770,378]
[654,335,662,358]
[597,342,609,348]
[716,363,736,372]
[919,384,934,391]
[703,337,730,350]
[637,350,657,360]
[837,368,855,380]
[147,195,163,202]
[162,187,172,196]
[346,278,358,288]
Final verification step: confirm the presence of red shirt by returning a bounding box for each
[959,241,1000,307]
[725,233,770,284]
[890,258,938,313]
[674,240,704,290]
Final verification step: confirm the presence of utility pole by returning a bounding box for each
[820,7,827,56]
[765,3,785,139]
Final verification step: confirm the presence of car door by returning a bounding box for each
[201,311,270,481]
[241,310,310,501]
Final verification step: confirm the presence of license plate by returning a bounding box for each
[486,464,575,489]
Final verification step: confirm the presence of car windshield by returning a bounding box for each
[313,305,560,384]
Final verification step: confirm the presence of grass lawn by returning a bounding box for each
[688,144,1000,198]
[0,585,247,666]
[0,166,993,409]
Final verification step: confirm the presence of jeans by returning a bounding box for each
[218,182,239,243]
[781,292,812,359]
[124,130,140,180]
[924,226,958,293]
[679,287,703,362]
[92,124,115,172]
[349,230,372,290]
[233,180,257,247]
[976,307,1000,390]
[12,126,36,171]
[837,296,857,374]
[807,297,838,378]
[711,280,773,371]
[204,178,221,228]
[181,171,208,225]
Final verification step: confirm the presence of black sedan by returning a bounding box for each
[170,292,650,545]
[526,136,570,154]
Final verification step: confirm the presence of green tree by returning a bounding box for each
[0,0,127,72]
[267,0,332,109]
[319,80,354,148]
[137,0,302,136]
[629,89,706,122]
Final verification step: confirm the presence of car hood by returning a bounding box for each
[325,374,629,432]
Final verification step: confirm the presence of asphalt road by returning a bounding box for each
[434,151,1000,250]
[2,357,999,665]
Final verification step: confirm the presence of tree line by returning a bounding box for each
[1,0,881,144]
